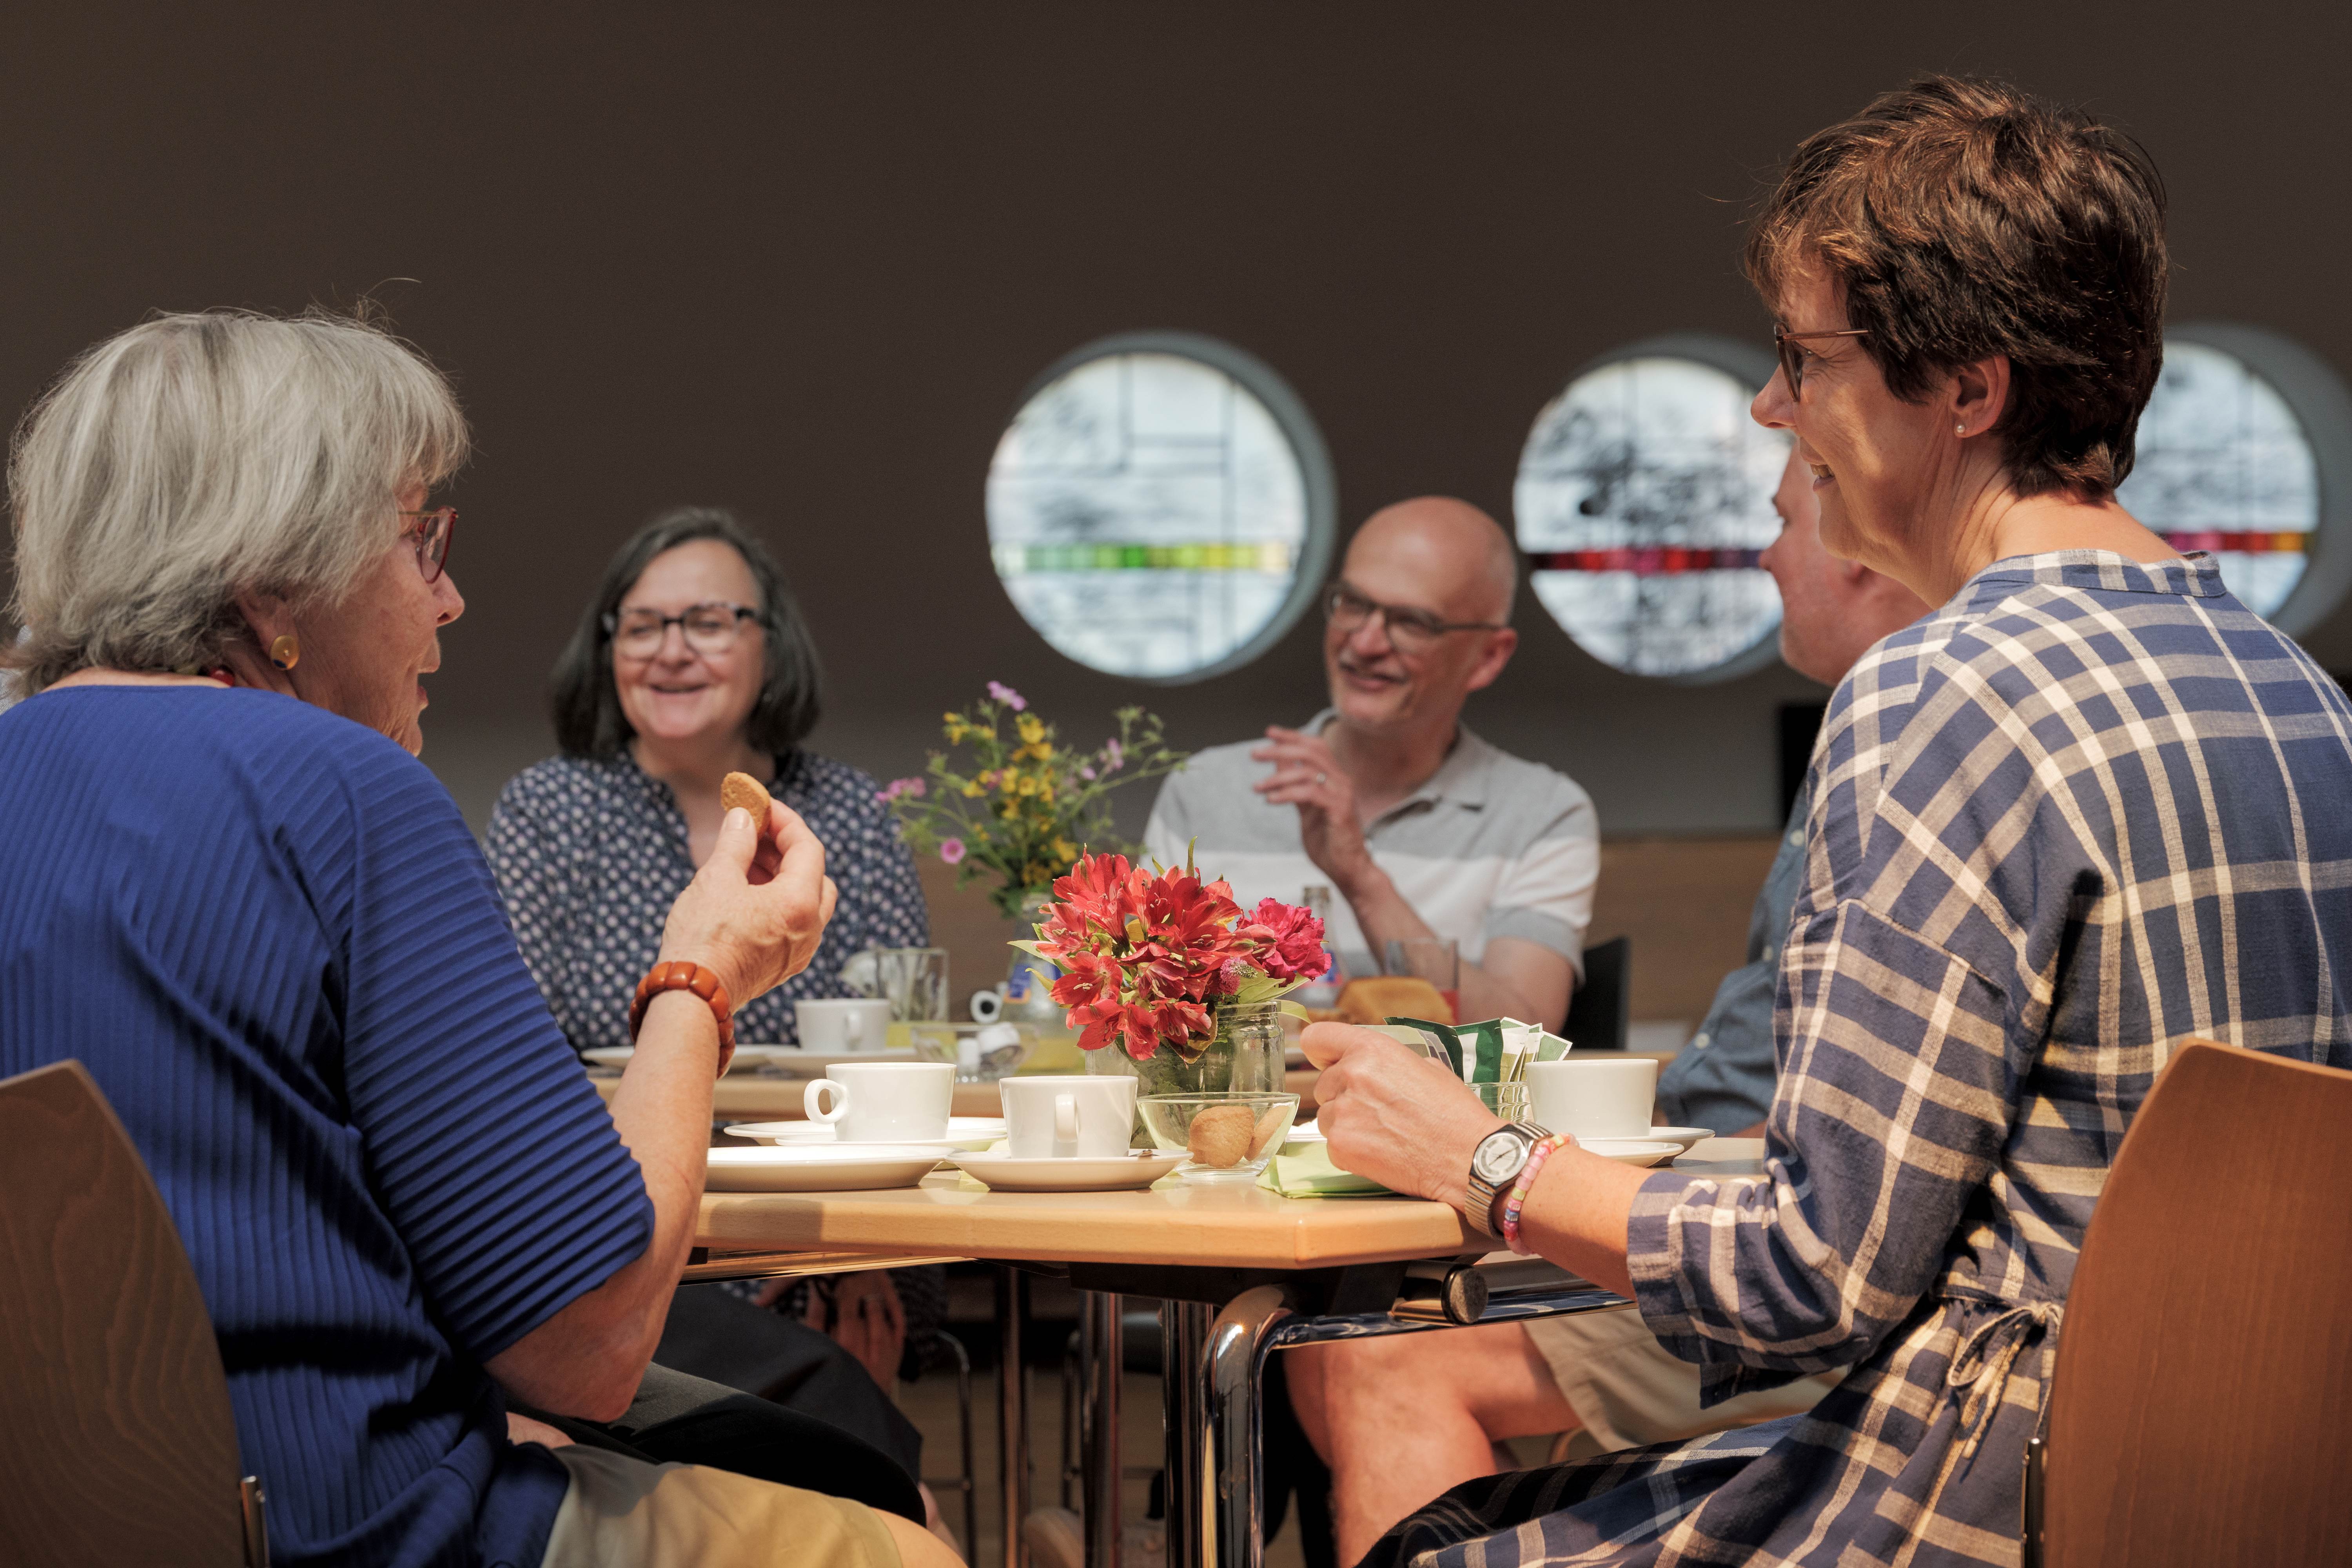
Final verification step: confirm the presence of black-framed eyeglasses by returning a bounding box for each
[1323,581,1506,649]
[602,601,768,660]
[1773,325,1871,397]
[397,507,457,583]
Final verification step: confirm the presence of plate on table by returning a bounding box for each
[583,1045,799,1074]
[946,1151,1186,1192]
[1579,1139,1684,1168]
[703,1144,948,1192]
[727,1117,1006,1152]
[1646,1127,1712,1154]
[744,1048,918,1074]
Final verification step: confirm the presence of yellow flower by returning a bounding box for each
[962,782,984,798]
[1017,714,1045,744]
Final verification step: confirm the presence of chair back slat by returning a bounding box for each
[2046,1038,2352,1566]
[0,1060,249,1566]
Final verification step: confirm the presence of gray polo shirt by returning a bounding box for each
[1653,782,1810,1134]
[1142,711,1599,981]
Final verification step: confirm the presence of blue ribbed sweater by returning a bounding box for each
[0,686,654,1568]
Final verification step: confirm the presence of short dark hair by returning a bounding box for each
[1746,76,2168,500]
[550,506,823,760]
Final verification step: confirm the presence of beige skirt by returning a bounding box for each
[539,1443,900,1568]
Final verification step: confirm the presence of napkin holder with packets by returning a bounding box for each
[1259,1016,1572,1198]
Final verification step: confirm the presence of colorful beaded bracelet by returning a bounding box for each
[629,960,737,1078]
[1499,1134,1574,1254]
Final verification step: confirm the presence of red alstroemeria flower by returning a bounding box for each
[1247,898,1331,981]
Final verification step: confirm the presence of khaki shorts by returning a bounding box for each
[1522,1310,1842,1461]
[541,1443,901,1568]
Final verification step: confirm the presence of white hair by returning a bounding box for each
[6,308,470,691]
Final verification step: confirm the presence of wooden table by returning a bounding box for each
[689,1139,1767,1568]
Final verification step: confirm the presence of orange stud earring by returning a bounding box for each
[269,633,301,671]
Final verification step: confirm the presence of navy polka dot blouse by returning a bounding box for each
[486,750,929,1050]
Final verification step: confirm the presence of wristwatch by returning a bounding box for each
[1462,1122,1553,1236]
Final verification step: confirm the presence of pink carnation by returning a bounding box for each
[1249,898,1331,981]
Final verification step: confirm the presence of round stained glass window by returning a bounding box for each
[1514,337,1789,681]
[2117,324,2352,633]
[985,333,1336,682]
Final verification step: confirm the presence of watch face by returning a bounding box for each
[1472,1129,1529,1184]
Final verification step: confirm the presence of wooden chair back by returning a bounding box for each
[0,1060,265,1566]
[2039,1038,2352,1566]
[1562,935,1630,1053]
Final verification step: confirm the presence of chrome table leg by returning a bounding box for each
[1082,1291,1124,1568]
[998,1267,1029,1568]
[1160,1299,1213,1568]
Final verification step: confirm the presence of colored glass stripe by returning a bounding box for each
[993,541,1296,574]
[2160,531,2308,554]
[1526,546,1768,575]
[1529,532,2308,578]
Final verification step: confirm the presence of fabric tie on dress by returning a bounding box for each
[1945,1298,2063,1466]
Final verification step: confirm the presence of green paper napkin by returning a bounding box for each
[1257,1142,1392,1197]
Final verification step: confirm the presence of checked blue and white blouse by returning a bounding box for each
[486,749,928,1049]
[1374,552,2352,1568]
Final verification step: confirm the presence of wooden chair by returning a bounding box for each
[1562,935,1630,1053]
[2027,1038,2352,1566]
[0,1060,267,1566]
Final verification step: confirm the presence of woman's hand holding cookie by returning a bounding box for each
[659,790,837,1007]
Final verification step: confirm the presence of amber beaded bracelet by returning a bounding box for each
[629,960,737,1077]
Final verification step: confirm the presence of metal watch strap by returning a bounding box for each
[1461,1121,1550,1236]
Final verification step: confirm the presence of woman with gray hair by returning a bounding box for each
[0,309,951,1568]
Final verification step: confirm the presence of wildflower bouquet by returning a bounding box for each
[881,682,1187,919]
[1013,850,1332,1063]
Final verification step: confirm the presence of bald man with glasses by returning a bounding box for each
[1143,496,1595,1032]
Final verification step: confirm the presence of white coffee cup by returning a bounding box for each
[803,1061,955,1142]
[998,1075,1137,1159]
[796,997,893,1053]
[1527,1057,1658,1140]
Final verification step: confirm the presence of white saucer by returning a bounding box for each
[752,1048,918,1073]
[585,1044,801,1074]
[947,1151,1186,1192]
[1579,1138,1684,1168]
[1646,1127,1712,1154]
[728,1117,1006,1152]
[704,1144,947,1192]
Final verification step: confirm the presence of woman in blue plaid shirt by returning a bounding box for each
[1305,76,2352,1568]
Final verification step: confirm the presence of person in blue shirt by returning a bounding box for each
[0,307,957,1568]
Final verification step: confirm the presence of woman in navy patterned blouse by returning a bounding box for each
[488,509,941,1435]
[488,507,929,1051]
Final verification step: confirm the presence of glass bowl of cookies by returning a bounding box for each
[1137,1093,1299,1183]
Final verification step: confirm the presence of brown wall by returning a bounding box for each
[7,4,2352,856]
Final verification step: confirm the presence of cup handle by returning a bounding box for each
[805,1079,849,1124]
[1055,1092,1077,1147]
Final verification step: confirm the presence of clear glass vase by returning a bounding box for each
[1084,999,1288,1097]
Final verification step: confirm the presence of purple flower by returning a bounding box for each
[875,776,929,803]
[1102,738,1124,771]
[1078,765,1097,781]
[987,681,1028,712]
[940,838,967,866]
